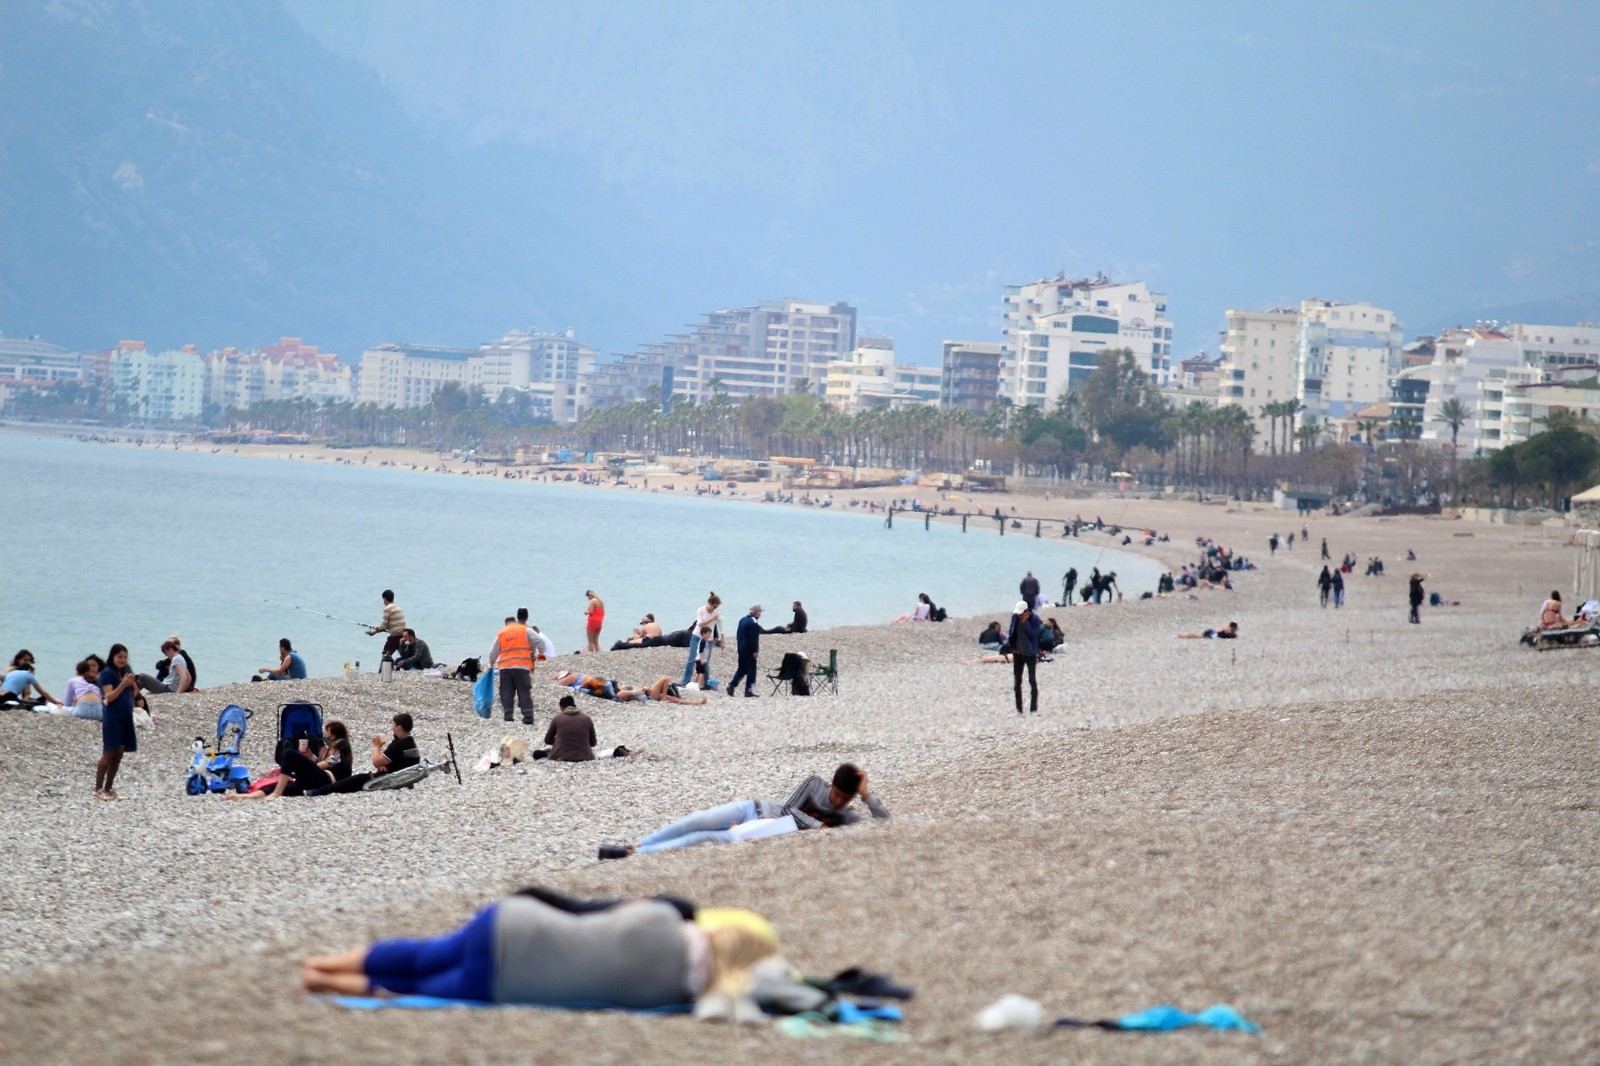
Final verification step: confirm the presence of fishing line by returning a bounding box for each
[261,597,373,629]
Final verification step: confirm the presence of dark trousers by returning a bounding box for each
[276,747,333,797]
[1012,653,1039,713]
[499,667,533,722]
[381,633,403,660]
[1409,601,1422,624]
[729,652,758,694]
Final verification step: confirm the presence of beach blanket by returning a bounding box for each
[331,995,690,1014]
[1054,1003,1259,1033]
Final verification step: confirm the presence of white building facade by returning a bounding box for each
[822,340,941,412]
[476,328,598,401]
[357,343,479,408]
[1000,275,1173,408]
[109,346,207,421]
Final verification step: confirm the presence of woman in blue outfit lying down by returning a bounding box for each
[300,889,777,1021]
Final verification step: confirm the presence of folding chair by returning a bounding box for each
[768,651,809,695]
[810,649,839,695]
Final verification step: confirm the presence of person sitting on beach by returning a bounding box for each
[300,891,779,1023]
[138,640,191,694]
[529,625,555,661]
[394,629,434,670]
[1,650,57,710]
[540,695,610,762]
[229,720,353,800]
[312,713,420,794]
[1540,591,1573,629]
[551,670,709,706]
[1177,622,1240,639]
[892,593,933,623]
[631,614,663,642]
[64,656,105,719]
[598,763,890,859]
[1040,618,1065,653]
[977,621,1005,647]
[149,634,198,692]
[254,638,307,682]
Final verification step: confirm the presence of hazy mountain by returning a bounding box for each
[0,0,580,358]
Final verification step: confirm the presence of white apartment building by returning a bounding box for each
[1417,322,1600,455]
[109,345,207,421]
[0,333,86,411]
[1296,299,1403,426]
[1218,308,1299,446]
[999,274,1173,408]
[476,328,598,401]
[634,299,858,404]
[1218,299,1402,449]
[205,338,355,411]
[822,340,941,413]
[357,343,479,407]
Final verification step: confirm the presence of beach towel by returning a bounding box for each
[1053,1003,1259,1033]
[331,995,690,1014]
[472,668,497,718]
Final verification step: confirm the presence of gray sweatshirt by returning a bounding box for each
[493,897,689,1007]
[754,774,892,831]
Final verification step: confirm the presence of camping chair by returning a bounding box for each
[768,651,810,696]
[810,649,839,695]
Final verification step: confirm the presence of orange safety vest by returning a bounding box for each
[495,624,535,671]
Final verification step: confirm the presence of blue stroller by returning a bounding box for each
[185,704,253,795]
[276,702,325,760]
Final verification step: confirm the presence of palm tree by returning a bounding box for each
[1434,396,1470,495]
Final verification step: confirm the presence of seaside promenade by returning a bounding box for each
[2,435,1595,1063]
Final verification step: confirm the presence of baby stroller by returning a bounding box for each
[185,704,253,795]
[277,702,325,760]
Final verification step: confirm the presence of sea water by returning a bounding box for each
[0,432,1159,686]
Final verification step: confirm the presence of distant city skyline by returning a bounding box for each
[3,1,1597,367]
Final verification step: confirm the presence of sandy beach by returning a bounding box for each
[3,433,1598,1063]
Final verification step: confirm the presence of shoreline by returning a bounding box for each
[0,451,1593,1061]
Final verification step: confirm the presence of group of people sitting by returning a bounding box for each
[4,636,202,716]
[228,712,421,800]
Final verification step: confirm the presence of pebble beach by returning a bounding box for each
[3,481,1597,1064]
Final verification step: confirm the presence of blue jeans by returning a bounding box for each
[681,635,718,688]
[364,903,497,1000]
[635,799,757,853]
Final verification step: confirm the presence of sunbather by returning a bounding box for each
[1541,591,1573,629]
[599,763,889,859]
[1177,622,1239,639]
[551,670,707,705]
[300,890,777,1021]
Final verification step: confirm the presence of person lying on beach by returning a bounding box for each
[1,650,57,710]
[1177,622,1240,640]
[598,763,889,859]
[300,890,778,1022]
[958,648,1013,664]
[228,720,353,799]
[551,670,708,705]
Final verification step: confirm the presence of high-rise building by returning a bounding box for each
[630,298,858,404]
[205,338,354,411]
[999,274,1173,408]
[940,340,1004,413]
[476,328,599,401]
[109,345,207,421]
[1218,298,1402,449]
[0,332,84,411]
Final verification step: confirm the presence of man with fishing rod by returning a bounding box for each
[368,590,407,665]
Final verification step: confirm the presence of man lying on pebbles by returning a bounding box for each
[598,762,889,859]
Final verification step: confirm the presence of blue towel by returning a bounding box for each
[1114,1004,1260,1033]
[832,1001,902,1024]
[331,994,691,1014]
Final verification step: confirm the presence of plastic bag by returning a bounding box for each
[472,667,496,718]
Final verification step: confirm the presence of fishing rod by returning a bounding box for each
[263,598,374,629]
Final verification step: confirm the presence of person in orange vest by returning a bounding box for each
[488,615,537,726]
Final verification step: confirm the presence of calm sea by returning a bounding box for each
[1,431,1159,687]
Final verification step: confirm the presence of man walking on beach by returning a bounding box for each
[368,590,407,664]
[1061,567,1077,606]
[727,604,763,698]
[489,615,537,725]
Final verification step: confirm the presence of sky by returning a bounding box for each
[283,0,1600,365]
